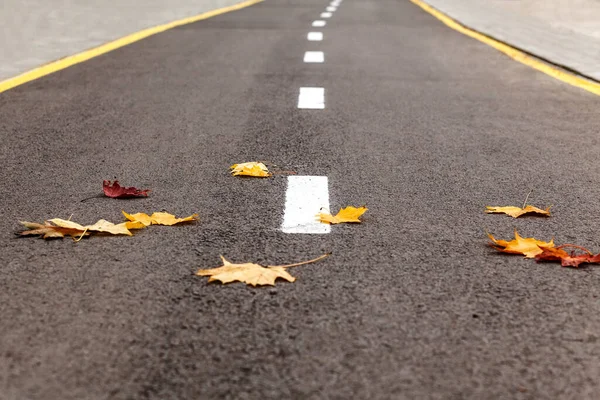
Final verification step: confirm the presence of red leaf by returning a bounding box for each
[535,245,600,268]
[103,180,149,198]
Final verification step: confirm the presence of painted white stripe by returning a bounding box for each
[326,6,337,12]
[331,0,341,5]
[321,12,332,18]
[307,32,323,41]
[297,87,324,109]
[303,51,324,63]
[281,176,330,234]
[312,20,326,27]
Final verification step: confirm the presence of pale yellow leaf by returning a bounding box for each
[49,218,135,236]
[485,205,551,218]
[196,253,329,286]
[47,218,86,230]
[18,221,89,239]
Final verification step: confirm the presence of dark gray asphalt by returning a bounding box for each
[2,1,600,399]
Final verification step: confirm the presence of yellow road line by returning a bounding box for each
[410,0,600,96]
[0,0,263,94]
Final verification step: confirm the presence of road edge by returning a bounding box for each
[410,0,600,97]
[0,0,263,95]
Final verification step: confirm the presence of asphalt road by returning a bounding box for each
[2,0,600,399]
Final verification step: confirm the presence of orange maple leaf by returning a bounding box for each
[487,230,554,258]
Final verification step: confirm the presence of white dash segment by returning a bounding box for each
[281,176,330,234]
[303,51,324,63]
[326,6,337,12]
[297,87,324,109]
[321,12,332,18]
[312,20,326,27]
[307,32,323,41]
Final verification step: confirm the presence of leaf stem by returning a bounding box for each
[522,188,533,209]
[270,253,331,269]
[556,244,593,255]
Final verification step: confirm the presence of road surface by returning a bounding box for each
[1,0,600,399]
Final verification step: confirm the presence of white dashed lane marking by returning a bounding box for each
[326,6,336,12]
[304,51,324,63]
[307,32,323,41]
[281,176,331,234]
[320,12,332,18]
[297,87,325,109]
[312,20,326,27]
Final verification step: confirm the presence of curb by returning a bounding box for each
[410,0,600,97]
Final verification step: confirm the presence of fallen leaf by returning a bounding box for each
[230,162,271,177]
[121,211,153,226]
[122,211,198,226]
[488,230,554,258]
[18,221,89,239]
[149,212,198,226]
[485,205,551,218]
[319,206,368,224]
[196,253,329,286]
[49,218,143,236]
[535,245,600,268]
[103,180,149,198]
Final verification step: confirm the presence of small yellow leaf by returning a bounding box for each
[485,205,551,218]
[123,211,198,226]
[125,221,146,230]
[230,162,271,177]
[196,253,329,286]
[319,206,368,224]
[122,211,152,226]
[488,230,554,258]
[150,212,198,226]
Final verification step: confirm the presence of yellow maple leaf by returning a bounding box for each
[485,205,551,218]
[488,230,554,258]
[196,253,329,286]
[122,211,198,226]
[319,206,368,224]
[230,162,271,177]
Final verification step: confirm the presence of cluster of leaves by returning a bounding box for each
[19,211,198,241]
[486,195,599,268]
[22,166,369,287]
[488,230,600,268]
